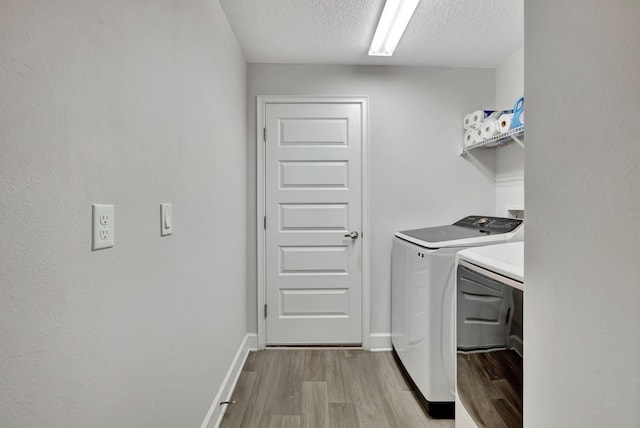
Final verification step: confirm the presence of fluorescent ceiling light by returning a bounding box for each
[368,0,421,56]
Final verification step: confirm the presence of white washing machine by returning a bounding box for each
[391,215,523,418]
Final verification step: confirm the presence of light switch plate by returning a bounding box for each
[161,203,172,236]
[92,204,114,250]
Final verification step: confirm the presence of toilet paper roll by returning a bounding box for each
[468,110,483,129]
[482,118,500,140]
[468,110,496,129]
[463,113,473,130]
[498,113,514,133]
[473,126,484,143]
[464,128,475,147]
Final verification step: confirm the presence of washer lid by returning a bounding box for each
[395,216,523,249]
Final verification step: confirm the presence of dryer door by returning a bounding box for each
[457,265,514,350]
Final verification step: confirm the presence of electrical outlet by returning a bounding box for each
[92,204,114,250]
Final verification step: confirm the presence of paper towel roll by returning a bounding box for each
[482,118,500,140]
[473,126,484,143]
[464,128,475,147]
[498,113,514,133]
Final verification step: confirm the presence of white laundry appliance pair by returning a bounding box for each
[391,215,523,418]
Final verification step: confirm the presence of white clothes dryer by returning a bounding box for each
[391,215,523,418]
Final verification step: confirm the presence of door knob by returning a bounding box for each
[344,231,359,239]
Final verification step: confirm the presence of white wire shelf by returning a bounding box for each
[461,126,524,154]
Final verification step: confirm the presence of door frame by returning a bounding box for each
[256,95,370,350]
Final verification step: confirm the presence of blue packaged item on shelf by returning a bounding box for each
[512,97,525,128]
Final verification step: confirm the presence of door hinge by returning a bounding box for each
[264,304,267,318]
[263,216,267,230]
[263,127,267,142]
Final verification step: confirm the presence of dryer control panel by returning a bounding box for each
[453,216,522,234]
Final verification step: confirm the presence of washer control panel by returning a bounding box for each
[453,216,522,234]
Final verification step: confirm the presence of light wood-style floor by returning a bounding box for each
[220,349,454,428]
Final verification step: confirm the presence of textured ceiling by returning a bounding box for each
[219,0,523,68]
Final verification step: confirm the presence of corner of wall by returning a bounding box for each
[494,45,525,217]
[200,334,258,428]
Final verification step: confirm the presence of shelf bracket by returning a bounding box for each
[510,134,524,149]
[460,147,497,184]
[458,125,523,184]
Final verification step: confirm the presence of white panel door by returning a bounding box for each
[265,102,363,345]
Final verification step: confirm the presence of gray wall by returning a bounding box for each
[525,1,640,426]
[494,47,525,216]
[0,1,247,426]
[247,64,497,337]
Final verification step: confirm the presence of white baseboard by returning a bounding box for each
[246,333,258,350]
[369,333,392,352]
[200,333,258,428]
